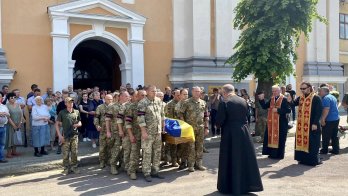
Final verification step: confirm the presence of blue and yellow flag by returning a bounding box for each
[164,118,195,144]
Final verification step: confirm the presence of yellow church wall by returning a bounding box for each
[70,24,93,39]
[105,27,128,45]
[114,0,173,91]
[1,0,67,95]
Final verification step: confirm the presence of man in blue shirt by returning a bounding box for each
[319,86,340,155]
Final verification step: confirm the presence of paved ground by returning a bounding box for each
[1,115,348,195]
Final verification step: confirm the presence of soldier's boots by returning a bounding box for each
[178,161,187,170]
[100,162,106,169]
[62,168,70,175]
[188,167,195,172]
[71,167,80,174]
[110,166,119,175]
[195,165,206,171]
[56,146,62,154]
[171,162,179,167]
[144,175,152,182]
[195,161,206,171]
[129,173,137,180]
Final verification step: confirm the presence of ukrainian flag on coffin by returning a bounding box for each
[164,118,195,144]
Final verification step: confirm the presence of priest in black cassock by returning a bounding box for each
[216,84,263,195]
[258,85,291,159]
[289,82,323,166]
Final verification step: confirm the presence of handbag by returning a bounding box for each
[13,128,23,146]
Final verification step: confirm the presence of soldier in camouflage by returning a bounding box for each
[126,89,146,180]
[105,91,129,175]
[255,91,268,142]
[56,97,82,175]
[121,89,135,175]
[175,88,190,169]
[178,87,209,172]
[137,85,165,182]
[164,89,181,167]
[94,94,114,169]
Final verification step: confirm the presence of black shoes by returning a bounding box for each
[0,159,8,163]
[57,147,62,154]
[144,175,152,182]
[41,151,49,155]
[329,150,339,155]
[319,150,328,155]
[34,152,42,157]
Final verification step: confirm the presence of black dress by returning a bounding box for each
[292,95,323,166]
[216,95,263,195]
[259,97,291,159]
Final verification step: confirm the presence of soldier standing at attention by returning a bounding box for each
[164,89,181,167]
[121,89,135,175]
[94,94,114,169]
[106,91,129,175]
[176,88,189,169]
[126,89,146,180]
[138,85,165,182]
[56,97,82,175]
[179,86,209,172]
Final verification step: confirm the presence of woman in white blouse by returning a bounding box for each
[31,96,50,157]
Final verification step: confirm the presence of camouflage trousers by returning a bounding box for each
[255,117,267,140]
[128,136,141,174]
[62,135,78,169]
[141,133,161,176]
[122,135,131,171]
[99,132,114,165]
[188,129,204,167]
[110,132,122,166]
[177,143,189,163]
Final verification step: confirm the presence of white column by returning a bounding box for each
[0,0,2,48]
[307,23,317,62]
[192,0,210,56]
[173,0,193,58]
[120,63,132,85]
[231,0,241,55]
[215,0,234,57]
[129,24,145,87]
[327,0,340,62]
[51,16,70,92]
[316,0,327,62]
[68,60,76,86]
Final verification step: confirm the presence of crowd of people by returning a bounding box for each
[0,80,346,195]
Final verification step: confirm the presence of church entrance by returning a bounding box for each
[72,39,121,91]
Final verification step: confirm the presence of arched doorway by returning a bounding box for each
[72,40,121,91]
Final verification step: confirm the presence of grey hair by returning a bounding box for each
[222,84,235,94]
[320,86,330,94]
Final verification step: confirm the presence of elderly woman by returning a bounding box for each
[45,98,57,151]
[31,96,50,157]
[87,92,103,148]
[6,93,24,158]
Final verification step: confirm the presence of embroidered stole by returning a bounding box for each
[296,92,315,153]
[267,94,284,148]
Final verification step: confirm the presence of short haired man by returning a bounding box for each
[56,97,82,175]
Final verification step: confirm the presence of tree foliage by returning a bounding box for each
[226,0,325,86]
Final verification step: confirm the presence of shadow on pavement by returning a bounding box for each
[204,191,258,196]
[261,163,313,179]
[257,157,281,169]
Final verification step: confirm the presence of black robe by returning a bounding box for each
[259,97,291,159]
[216,95,263,195]
[292,95,322,166]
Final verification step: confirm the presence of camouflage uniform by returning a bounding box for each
[255,100,268,141]
[175,100,189,164]
[178,97,208,169]
[105,103,123,173]
[94,103,112,166]
[120,102,132,172]
[137,96,165,176]
[125,102,142,175]
[57,109,81,171]
[164,99,179,164]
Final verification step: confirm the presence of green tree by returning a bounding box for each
[226,0,325,97]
